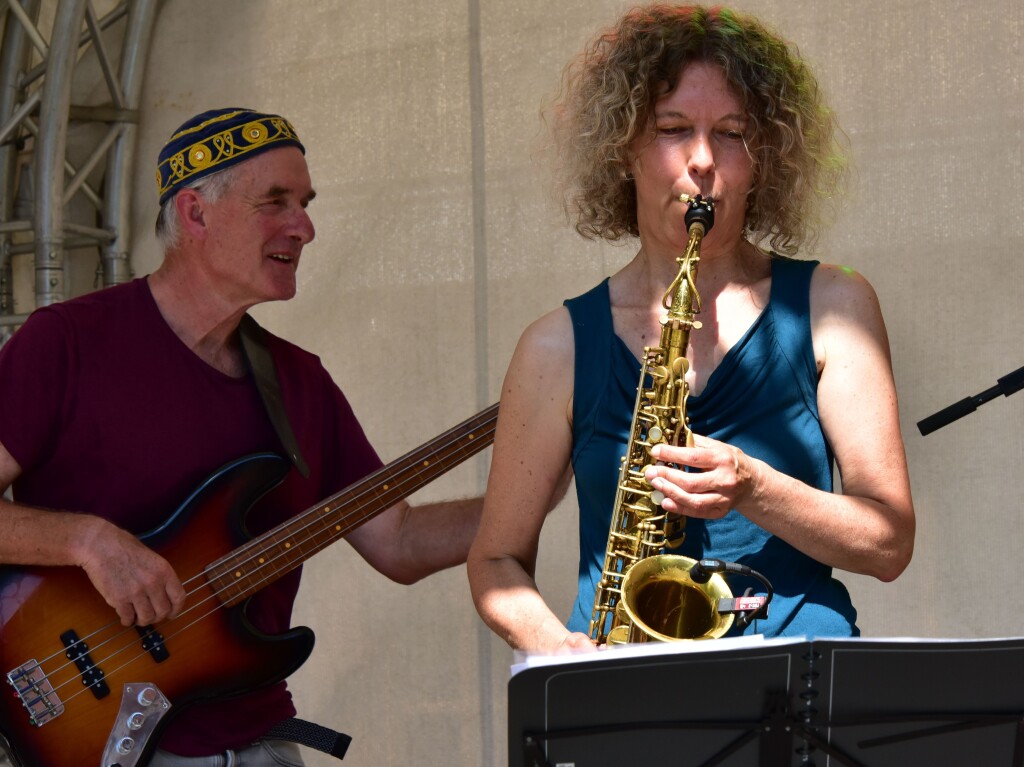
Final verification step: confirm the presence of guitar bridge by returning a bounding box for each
[6,660,65,727]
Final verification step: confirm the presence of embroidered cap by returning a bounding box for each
[156,107,305,206]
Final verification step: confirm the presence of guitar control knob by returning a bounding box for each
[127,711,146,730]
[137,687,158,706]
[116,736,135,755]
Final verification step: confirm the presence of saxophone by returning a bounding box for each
[589,194,763,645]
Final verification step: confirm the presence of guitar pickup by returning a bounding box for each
[60,629,110,699]
[136,625,170,663]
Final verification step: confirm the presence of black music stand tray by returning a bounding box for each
[508,636,1024,767]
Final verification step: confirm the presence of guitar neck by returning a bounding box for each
[205,403,499,606]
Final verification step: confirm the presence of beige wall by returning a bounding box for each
[18,0,1024,764]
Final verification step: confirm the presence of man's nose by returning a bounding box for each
[290,207,315,244]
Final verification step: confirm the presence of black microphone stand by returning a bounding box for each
[917,365,1024,435]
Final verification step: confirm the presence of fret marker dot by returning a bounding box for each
[235,571,242,578]
[259,557,265,564]
[423,460,430,467]
[284,542,291,548]
[383,484,389,490]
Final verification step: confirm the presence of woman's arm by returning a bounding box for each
[467,307,594,653]
[645,264,915,580]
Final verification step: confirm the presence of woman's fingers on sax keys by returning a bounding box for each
[646,440,747,516]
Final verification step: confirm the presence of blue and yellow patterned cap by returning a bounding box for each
[156,107,305,206]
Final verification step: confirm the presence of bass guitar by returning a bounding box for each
[0,403,498,767]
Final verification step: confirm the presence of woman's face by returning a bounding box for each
[630,60,753,254]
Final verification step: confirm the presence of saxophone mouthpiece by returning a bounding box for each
[683,194,715,235]
[677,193,715,205]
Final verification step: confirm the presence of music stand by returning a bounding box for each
[508,636,1024,767]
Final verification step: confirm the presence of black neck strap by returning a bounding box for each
[238,313,310,478]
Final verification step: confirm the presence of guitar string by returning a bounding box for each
[28,416,495,706]
[29,430,485,709]
[19,410,498,713]
[187,403,496,596]
[55,403,493,666]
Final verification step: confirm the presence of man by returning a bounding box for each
[0,108,482,765]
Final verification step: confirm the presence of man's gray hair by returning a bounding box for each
[154,163,243,251]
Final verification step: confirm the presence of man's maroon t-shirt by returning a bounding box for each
[0,278,383,755]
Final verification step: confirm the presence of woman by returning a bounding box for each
[467,4,914,653]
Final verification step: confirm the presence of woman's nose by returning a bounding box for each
[688,132,715,175]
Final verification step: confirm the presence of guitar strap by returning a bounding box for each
[265,717,352,760]
[238,313,311,478]
[239,316,352,759]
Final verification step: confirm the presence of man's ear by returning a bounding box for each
[174,188,208,239]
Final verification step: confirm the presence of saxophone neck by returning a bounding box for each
[661,226,704,322]
[661,195,714,319]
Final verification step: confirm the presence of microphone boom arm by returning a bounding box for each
[917,365,1024,436]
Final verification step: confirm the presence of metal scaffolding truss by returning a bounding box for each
[0,0,158,338]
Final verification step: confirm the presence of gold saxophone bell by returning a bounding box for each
[617,555,735,642]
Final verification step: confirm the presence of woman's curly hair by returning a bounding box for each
[549,4,847,254]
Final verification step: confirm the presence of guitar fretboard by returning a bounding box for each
[204,403,499,605]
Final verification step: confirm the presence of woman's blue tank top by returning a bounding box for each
[564,257,858,638]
